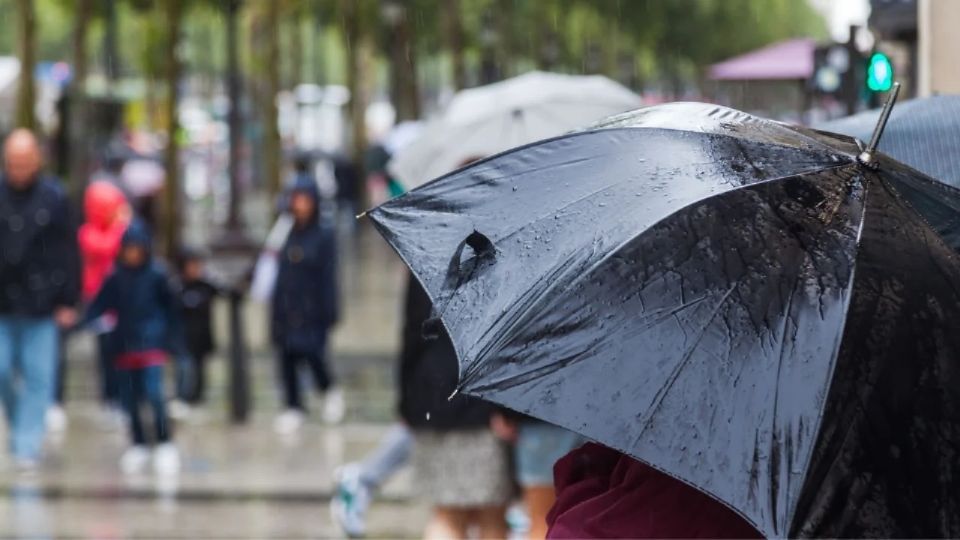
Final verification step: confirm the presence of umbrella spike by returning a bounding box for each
[857,82,901,169]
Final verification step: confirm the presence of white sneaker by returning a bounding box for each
[273,409,305,435]
[331,463,370,538]
[46,405,68,433]
[323,389,346,425]
[168,399,191,420]
[120,446,150,475]
[153,443,181,476]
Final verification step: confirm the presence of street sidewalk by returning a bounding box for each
[0,230,429,538]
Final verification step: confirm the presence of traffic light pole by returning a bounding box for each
[842,25,860,116]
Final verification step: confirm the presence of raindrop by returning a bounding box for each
[425,412,431,421]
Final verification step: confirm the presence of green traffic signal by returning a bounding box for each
[867,52,894,92]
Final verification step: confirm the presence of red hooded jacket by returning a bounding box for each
[547,443,761,539]
[78,181,129,302]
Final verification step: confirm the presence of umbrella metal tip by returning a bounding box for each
[857,150,879,170]
[858,81,901,170]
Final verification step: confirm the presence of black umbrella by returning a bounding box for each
[369,89,960,537]
[818,96,960,251]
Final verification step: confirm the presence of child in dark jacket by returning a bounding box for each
[174,248,222,406]
[85,219,181,475]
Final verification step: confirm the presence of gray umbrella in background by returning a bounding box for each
[818,95,960,188]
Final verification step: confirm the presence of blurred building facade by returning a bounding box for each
[871,0,960,97]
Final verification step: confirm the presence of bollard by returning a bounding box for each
[227,288,250,424]
[209,242,257,426]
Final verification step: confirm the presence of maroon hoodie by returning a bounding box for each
[547,443,762,539]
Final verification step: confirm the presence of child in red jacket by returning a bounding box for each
[78,181,130,412]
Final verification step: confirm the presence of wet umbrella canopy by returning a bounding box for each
[369,101,960,538]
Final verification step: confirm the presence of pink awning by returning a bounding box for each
[708,38,816,81]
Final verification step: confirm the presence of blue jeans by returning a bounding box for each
[358,423,413,489]
[118,365,171,446]
[0,316,58,460]
[515,421,585,487]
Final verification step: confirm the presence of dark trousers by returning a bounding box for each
[118,365,170,446]
[55,332,67,404]
[278,342,333,411]
[98,332,120,405]
[183,344,208,404]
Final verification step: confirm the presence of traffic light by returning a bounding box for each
[866,52,894,92]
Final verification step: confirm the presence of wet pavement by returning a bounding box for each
[0,226,429,539]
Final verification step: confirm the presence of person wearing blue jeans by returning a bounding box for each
[118,365,170,446]
[0,130,80,469]
[0,318,59,461]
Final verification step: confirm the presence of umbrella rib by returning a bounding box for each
[633,281,741,443]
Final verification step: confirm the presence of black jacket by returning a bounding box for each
[398,275,492,431]
[178,277,221,357]
[84,220,180,354]
[0,174,80,316]
[271,178,339,352]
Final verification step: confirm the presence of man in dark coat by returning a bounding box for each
[0,129,80,468]
[271,175,341,432]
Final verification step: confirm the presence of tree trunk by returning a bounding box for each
[68,0,94,199]
[161,0,183,260]
[341,0,367,200]
[103,0,120,80]
[288,12,303,90]
[264,0,282,201]
[15,0,36,131]
[443,0,466,90]
[225,0,244,234]
[387,2,420,121]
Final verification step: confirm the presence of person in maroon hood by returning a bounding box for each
[547,443,762,539]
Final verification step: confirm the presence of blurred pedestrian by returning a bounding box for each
[90,149,132,202]
[333,154,360,233]
[399,276,512,539]
[77,180,130,426]
[0,129,80,469]
[490,414,584,539]
[271,175,342,433]
[83,219,181,475]
[172,248,223,408]
[546,442,761,538]
[332,423,413,537]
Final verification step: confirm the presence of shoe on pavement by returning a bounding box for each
[153,443,181,476]
[322,389,346,425]
[46,405,68,433]
[168,399,191,420]
[331,463,370,538]
[120,446,151,475]
[273,409,305,435]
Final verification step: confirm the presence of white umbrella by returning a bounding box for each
[389,71,641,189]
